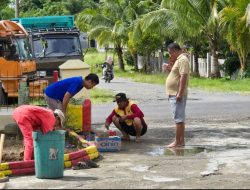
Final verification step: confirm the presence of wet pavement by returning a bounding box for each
[3,77,250,188]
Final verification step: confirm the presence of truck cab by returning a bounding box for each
[12,16,87,83]
[0,20,48,105]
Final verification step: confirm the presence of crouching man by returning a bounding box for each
[104,93,148,143]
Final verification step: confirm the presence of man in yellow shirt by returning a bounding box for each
[162,43,190,148]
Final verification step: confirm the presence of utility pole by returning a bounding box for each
[15,0,19,18]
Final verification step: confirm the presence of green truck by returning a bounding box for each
[11,15,88,83]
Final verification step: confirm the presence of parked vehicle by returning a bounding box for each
[0,20,48,105]
[11,16,88,83]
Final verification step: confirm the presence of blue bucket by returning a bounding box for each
[33,130,65,179]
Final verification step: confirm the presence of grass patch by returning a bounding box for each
[90,87,115,104]
[84,51,250,94]
[189,77,250,93]
[29,98,47,106]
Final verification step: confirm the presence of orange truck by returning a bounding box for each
[0,20,48,105]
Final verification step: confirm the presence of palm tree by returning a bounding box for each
[139,0,227,78]
[219,0,250,77]
[76,0,133,70]
[129,1,165,73]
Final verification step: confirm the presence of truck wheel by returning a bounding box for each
[0,88,7,105]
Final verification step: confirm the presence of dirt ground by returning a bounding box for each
[2,137,24,162]
[2,135,80,162]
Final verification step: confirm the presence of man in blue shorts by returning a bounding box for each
[44,73,99,113]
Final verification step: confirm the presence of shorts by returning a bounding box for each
[120,121,147,136]
[168,95,187,123]
[44,94,62,111]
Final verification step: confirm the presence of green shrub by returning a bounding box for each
[223,55,240,78]
[123,51,134,66]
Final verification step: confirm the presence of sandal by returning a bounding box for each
[86,160,99,168]
[72,161,91,170]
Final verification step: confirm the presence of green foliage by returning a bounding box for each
[133,33,162,55]
[85,47,98,53]
[0,0,13,20]
[0,0,10,10]
[123,51,134,66]
[223,55,240,78]
[243,59,250,78]
[0,6,15,19]
[20,0,68,17]
[29,97,47,106]
[63,0,85,15]
[219,0,250,71]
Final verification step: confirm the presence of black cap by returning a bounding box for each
[113,93,128,102]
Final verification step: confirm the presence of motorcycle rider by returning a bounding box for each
[102,56,114,80]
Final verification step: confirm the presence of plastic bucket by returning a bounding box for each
[33,130,65,179]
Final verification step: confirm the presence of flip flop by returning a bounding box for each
[72,161,91,170]
[86,160,99,168]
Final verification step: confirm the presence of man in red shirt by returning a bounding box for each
[12,105,65,160]
[105,93,147,143]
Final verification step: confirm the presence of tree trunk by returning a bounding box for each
[15,0,19,18]
[193,50,200,77]
[238,55,246,78]
[209,38,221,78]
[115,45,124,71]
[146,53,151,73]
[132,53,138,71]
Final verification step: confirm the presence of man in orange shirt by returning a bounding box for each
[12,105,65,160]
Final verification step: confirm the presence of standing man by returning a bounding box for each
[162,43,190,148]
[104,93,148,143]
[12,105,65,160]
[44,73,99,113]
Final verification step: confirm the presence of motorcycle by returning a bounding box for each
[104,69,114,83]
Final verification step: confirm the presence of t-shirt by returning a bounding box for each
[166,54,190,96]
[12,105,55,134]
[45,76,84,101]
[105,101,147,128]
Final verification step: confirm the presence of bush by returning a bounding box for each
[223,55,240,78]
[85,47,98,53]
[123,51,134,66]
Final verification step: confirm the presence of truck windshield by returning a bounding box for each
[0,38,32,61]
[33,36,82,58]
[14,38,33,60]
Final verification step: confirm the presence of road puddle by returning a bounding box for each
[147,146,212,157]
[147,144,249,157]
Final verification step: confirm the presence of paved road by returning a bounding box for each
[93,77,250,123]
[5,77,250,189]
